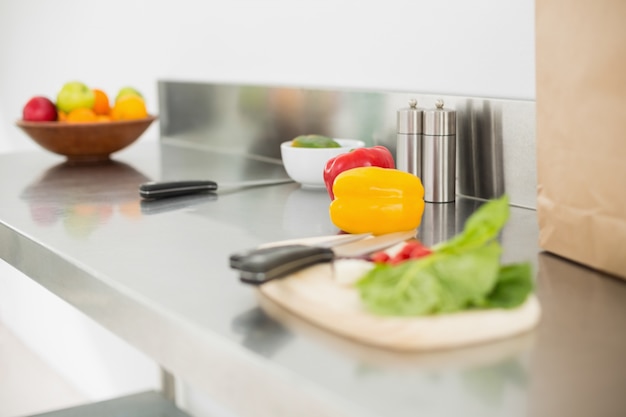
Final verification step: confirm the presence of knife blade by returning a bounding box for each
[139,178,293,200]
[232,230,416,285]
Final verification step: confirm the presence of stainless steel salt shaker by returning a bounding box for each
[422,99,457,203]
[396,99,423,178]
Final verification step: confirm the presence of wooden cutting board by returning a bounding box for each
[257,237,541,351]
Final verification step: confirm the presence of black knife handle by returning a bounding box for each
[139,180,218,199]
[230,245,335,285]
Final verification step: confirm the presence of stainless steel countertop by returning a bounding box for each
[1,142,625,417]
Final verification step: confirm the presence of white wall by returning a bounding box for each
[0,0,535,154]
[0,0,535,409]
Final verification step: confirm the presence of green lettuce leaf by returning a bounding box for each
[357,242,503,316]
[434,195,510,254]
[485,263,533,309]
[356,195,533,316]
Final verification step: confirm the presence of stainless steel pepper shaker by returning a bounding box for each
[422,99,457,203]
[396,99,423,178]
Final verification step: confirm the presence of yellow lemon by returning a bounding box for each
[111,95,147,120]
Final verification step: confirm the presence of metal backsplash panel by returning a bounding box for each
[158,81,536,209]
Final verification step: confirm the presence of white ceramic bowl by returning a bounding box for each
[280,138,366,188]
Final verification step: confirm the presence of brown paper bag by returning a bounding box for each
[536,0,626,279]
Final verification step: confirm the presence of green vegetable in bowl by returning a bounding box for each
[291,134,341,148]
[356,195,533,316]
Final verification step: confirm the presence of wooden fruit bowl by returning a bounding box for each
[16,115,157,163]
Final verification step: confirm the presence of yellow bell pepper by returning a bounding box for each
[329,166,425,235]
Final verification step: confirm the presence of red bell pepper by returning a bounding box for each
[323,146,395,200]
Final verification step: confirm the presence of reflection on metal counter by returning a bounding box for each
[419,202,457,247]
[457,100,505,200]
[419,198,483,247]
[231,307,292,358]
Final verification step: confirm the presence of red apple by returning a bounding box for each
[22,96,58,122]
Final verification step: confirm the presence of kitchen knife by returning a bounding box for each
[139,178,293,200]
[139,180,217,199]
[230,233,370,270]
[232,230,416,285]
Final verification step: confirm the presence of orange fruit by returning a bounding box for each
[92,88,110,115]
[58,110,67,122]
[96,114,111,122]
[66,108,98,123]
[111,95,148,120]
[118,200,141,219]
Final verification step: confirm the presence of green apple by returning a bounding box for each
[291,134,340,148]
[56,81,95,113]
[115,86,143,102]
